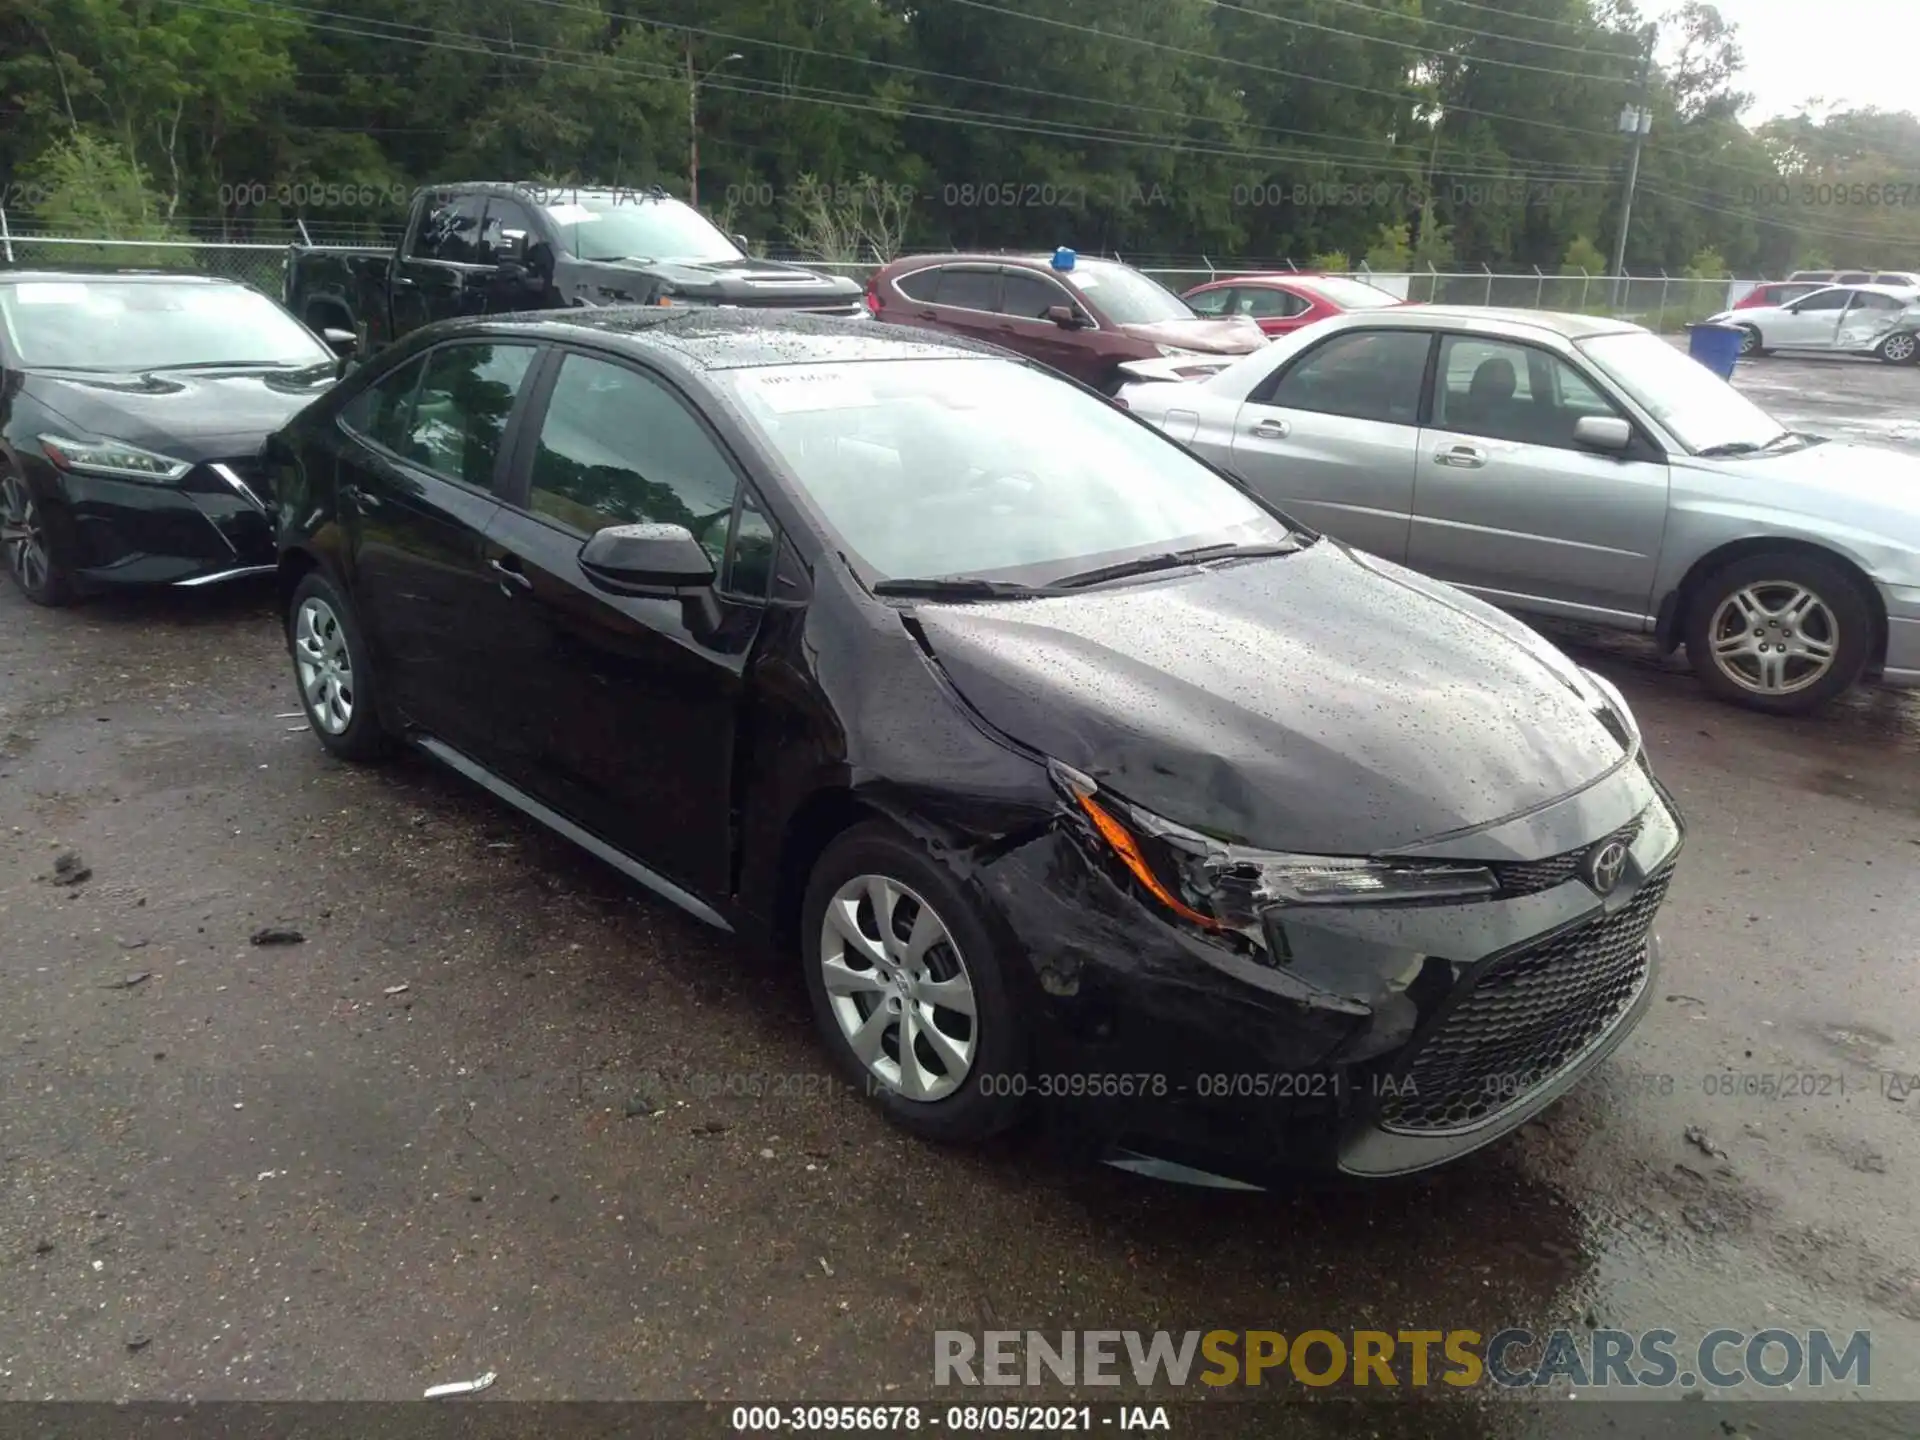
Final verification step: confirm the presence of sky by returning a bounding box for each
[1701,0,1918,121]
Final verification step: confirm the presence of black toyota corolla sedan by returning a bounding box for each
[0,272,345,605]
[268,308,1682,1184]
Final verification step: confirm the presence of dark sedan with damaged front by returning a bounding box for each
[268,308,1682,1184]
[1,272,342,605]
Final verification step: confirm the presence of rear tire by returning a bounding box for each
[1684,551,1874,714]
[1875,331,1918,365]
[1,473,77,607]
[801,821,1027,1143]
[286,570,392,761]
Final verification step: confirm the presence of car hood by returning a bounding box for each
[1676,440,1920,542]
[582,255,862,303]
[1118,316,1268,355]
[909,541,1628,855]
[24,366,338,462]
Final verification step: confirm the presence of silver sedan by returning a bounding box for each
[1116,306,1920,714]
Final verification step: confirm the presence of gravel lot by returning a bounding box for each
[3,350,1918,1434]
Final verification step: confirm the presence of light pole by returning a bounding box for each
[1608,24,1657,305]
[687,43,743,210]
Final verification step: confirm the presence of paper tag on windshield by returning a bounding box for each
[741,369,876,413]
[545,203,598,225]
[13,282,88,305]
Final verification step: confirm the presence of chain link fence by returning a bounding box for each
[0,234,1751,330]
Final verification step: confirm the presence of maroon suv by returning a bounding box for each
[866,251,1266,392]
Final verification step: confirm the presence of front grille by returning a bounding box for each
[1492,811,1646,897]
[1377,866,1670,1134]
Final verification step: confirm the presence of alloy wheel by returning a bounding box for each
[1707,582,1839,697]
[818,874,978,1102]
[293,596,355,734]
[1882,333,1917,363]
[1737,326,1760,356]
[1,476,49,594]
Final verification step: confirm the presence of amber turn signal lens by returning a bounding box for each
[1075,793,1222,931]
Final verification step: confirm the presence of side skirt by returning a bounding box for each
[415,735,733,933]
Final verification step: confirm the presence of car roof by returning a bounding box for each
[1319,305,1641,340]
[0,270,237,285]
[457,305,1005,369]
[882,251,1135,275]
[1819,281,1918,296]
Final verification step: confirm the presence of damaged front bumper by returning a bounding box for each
[977,759,1684,1183]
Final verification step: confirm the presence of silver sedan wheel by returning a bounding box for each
[1882,332,1917,363]
[293,596,355,734]
[1,476,49,594]
[1707,582,1839,696]
[1737,326,1760,356]
[819,874,978,1102]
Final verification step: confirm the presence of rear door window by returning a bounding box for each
[895,268,943,304]
[397,342,538,488]
[1257,329,1431,426]
[1242,287,1309,319]
[934,268,1001,313]
[339,355,427,452]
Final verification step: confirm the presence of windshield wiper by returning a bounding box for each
[872,577,1055,601]
[1697,432,1803,458]
[1052,540,1300,590]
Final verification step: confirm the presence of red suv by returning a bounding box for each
[866,251,1265,392]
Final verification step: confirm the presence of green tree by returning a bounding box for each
[27,131,185,265]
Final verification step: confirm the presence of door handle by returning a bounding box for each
[489,556,533,592]
[1434,444,1488,469]
[343,483,381,513]
[391,274,417,289]
[913,308,936,320]
[1250,417,1290,439]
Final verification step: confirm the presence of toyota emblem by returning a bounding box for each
[1583,838,1631,896]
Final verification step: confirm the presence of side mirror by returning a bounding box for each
[732,233,752,254]
[1573,415,1632,455]
[578,522,715,591]
[320,327,359,358]
[1046,303,1082,329]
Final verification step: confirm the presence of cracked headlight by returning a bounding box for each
[1051,762,1496,943]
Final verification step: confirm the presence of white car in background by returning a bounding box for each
[1708,282,1920,363]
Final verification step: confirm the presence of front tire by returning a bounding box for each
[1736,324,1765,358]
[2,473,77,607]
[1684,551,1874,714]
[1875,331,1918,364]
[287,570,392,760]
[801,822,1026,1143]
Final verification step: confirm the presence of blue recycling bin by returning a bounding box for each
[1686,322,1743,380]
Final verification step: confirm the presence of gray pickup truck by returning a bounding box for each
[284,181,864,349]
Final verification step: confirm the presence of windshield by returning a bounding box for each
[541,192,743,263]
[0,280,330,371]
[720,357,1292,585]
[1304,276,1403,309]
[1066,260,1199,325]
[1577,330,1788,455]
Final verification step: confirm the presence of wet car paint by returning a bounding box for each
[1,293,338,593]
[275,307,1679,1178]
